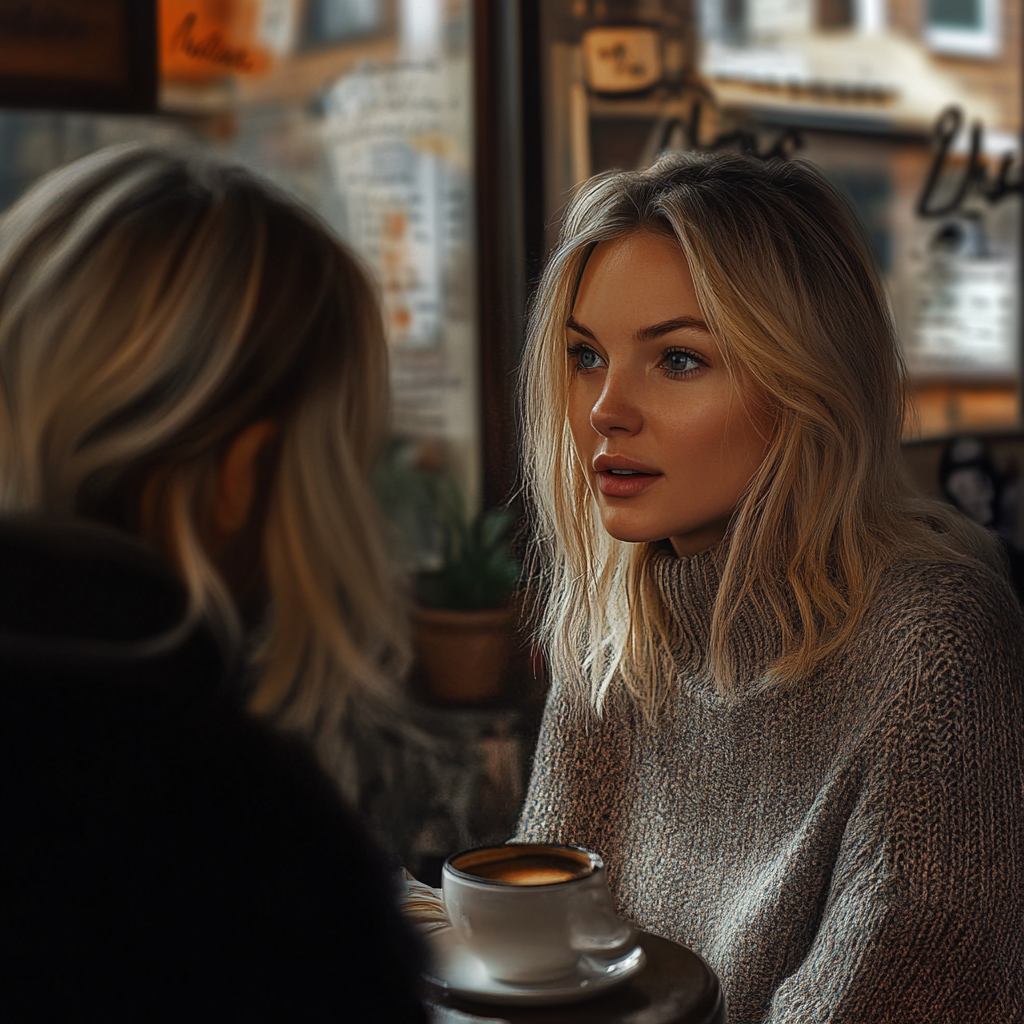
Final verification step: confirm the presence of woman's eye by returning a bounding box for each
[662,350,701,375]
[569,344,603,370]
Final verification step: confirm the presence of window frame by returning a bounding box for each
[924,0,1002,59]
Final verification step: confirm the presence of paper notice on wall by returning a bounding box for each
[322,59,477,443]
[909,253,1017,377]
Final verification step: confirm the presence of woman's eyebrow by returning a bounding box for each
[635,316,711,342]
[565,315,711,342]
[565,316,595,339]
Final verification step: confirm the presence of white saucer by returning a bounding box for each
[423,928,646,1007]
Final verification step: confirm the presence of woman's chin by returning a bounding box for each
[597,516,668,546]
[597,512,731,554]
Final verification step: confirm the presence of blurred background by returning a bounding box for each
[0,0,1019,881]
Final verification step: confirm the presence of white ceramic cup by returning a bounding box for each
[441,842,635,985]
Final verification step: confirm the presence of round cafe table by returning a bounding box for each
[423,930,725,1024]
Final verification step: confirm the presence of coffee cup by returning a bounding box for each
[441,842,635,985]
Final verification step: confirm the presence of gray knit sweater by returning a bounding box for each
[516,548,1024,1023]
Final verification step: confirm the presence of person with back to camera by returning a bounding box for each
[508,152,1024,1022]
[0,146,428,1022]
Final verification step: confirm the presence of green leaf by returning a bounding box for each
[415,498,520,610]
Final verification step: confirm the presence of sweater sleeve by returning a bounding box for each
[763,579,1024,1024]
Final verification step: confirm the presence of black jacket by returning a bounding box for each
[0,519,427,1023]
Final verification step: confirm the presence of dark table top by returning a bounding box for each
[423,930,726,1024]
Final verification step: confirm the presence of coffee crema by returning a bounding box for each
[458,853,592,886]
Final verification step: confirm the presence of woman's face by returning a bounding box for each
[567,229,772,557]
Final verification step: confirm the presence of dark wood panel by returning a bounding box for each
[0,0,156,113]
[474,0,528,509]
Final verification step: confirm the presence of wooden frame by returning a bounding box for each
[474,0,524,508]
[473,0,548,509]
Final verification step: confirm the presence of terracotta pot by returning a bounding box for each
[412,605,512,705]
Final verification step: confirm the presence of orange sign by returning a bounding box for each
[159,0,271,84]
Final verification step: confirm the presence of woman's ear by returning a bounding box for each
[213,420,280,537]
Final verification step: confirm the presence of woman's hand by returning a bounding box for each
[398,869,451,935]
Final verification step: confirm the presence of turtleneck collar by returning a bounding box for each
[648,540,784,691]
[649,543,723,649]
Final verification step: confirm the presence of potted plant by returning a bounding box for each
[413,501,520,705]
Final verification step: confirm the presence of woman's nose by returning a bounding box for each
[589,372,643,436]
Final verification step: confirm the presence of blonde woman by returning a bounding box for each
[0,147,425,1021]
[515,153,1024,1022]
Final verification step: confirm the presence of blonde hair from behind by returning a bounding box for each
[0,145,408,784]
[520,151,1001,717]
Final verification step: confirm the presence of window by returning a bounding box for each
[925,0,1001,59]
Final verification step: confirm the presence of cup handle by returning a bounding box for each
[569,888,637,962]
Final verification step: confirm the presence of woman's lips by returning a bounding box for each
[596,470,662,497]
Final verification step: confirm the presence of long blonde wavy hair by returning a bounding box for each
[0,145,408,780]
[521,151,1001,716]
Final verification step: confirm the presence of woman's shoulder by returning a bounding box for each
[872,552,1021,625]
[859,553,1024,694]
